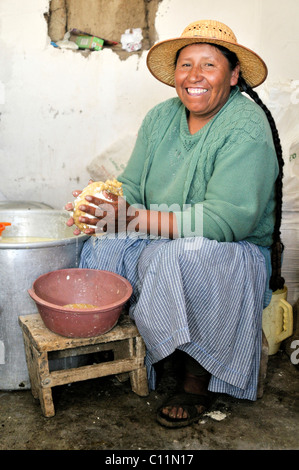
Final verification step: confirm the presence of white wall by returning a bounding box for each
[0,0,298,208]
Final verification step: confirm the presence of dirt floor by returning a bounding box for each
[0,346,298,455]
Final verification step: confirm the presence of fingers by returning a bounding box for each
[65,202,74,212]
[69,179,94,201]
[73,180,93,198]
[78,215,99,227]
[66,216,81,236]
[79,196,116,217]
[66,217,74,227]
[101,190,119,202]
[67,186,120,236]
[70,180,93,200]
[84,195,117,207]
[83,227,96,235]
[65,181,95,235]
[78,204,98,217]
[66,216,84,236]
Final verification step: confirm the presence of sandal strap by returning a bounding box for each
[163,392,211,410]
[156,392,213,428]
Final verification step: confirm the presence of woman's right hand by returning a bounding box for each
[65,190,82,235]
[64,180,94,235]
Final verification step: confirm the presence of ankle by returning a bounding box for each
[183,372,210,395]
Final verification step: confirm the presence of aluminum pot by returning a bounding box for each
[0,200,53,210]
[0,210,88,390]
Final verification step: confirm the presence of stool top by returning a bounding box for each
[18,313,140,352]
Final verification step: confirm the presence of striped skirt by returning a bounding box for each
[79,233,270,401]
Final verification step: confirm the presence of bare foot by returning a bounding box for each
[161,372,210,420]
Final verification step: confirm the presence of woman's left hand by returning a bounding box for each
[77,191,138,235]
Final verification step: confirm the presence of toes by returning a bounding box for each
[162,406,188,419]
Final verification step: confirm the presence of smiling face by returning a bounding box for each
[174,43,240,131]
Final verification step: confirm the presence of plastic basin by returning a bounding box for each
[28,268,133,338]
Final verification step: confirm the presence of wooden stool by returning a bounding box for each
[18,313,149,417]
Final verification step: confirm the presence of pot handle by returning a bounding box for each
[276,299,293,343]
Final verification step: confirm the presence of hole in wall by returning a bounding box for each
[45,0,162,58]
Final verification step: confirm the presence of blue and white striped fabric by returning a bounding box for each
[79,233,268,401]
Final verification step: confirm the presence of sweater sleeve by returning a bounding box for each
[173,137,278,242]
[118,98,181,207]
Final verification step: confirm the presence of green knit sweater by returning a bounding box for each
[118,87,278,246]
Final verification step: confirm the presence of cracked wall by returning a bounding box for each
[47,0,161,56]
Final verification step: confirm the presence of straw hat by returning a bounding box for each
[147,20,267,88]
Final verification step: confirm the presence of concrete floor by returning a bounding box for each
[0,341,298,452]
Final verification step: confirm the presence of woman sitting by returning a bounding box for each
[66,19,284,428]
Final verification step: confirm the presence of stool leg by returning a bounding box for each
[36,351,55,417]
[129,367,149,396]
[22,333,55,417]
[129,336,149,396]
[22,333,39,399]
[39,386,55,418]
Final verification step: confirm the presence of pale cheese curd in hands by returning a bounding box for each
[72,179,123,233]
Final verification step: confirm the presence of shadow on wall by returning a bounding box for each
[45,0,162,58]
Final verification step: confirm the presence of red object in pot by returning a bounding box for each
[28,268,132,338]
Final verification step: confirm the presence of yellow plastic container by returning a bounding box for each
[262,286,293,355]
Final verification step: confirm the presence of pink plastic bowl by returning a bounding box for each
[28,268,133,338]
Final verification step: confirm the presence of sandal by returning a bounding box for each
[156,392,212,428]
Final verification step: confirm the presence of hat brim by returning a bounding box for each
[147,37,268,89]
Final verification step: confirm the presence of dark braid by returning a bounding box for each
[212,41,286,291]
[238,75,285,291]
